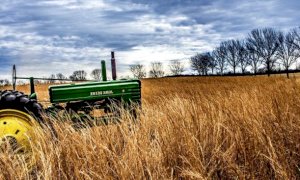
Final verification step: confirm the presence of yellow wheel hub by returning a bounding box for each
[0,109,38,153]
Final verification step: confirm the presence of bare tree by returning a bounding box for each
[236,40,250,74]
[246,42,261,75]
[149,62,165,78]
[190,53,212,75]
[190,54,202,75]
[291,27,300,50]
[70,70,87,81]
[169,60,184,76]
[56,73,66,83]
[91,69,102,80]
[130,64,146,79]
[213,46,227,75]
[277,31,300,78]
[0,79,9,86]
[56,73,66,80]
[208,54,217,74]
[3,79,9,86]
[49,74,56,84]
[247,28,281,76]
[223,40,240,74]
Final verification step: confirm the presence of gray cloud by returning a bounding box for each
[0,0,299,80]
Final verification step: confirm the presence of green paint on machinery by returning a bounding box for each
[0,51,140,156]
[49,80,141,103]
[48,79,141,115]
[10,51,141,119]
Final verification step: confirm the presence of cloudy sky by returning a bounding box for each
[0,0,299,80]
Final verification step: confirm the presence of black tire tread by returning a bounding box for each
[0,90,44,123]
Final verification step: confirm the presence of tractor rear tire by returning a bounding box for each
[0,90,45,153]
[0,90,43,121]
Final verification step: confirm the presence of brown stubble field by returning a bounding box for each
[1,76,300,179]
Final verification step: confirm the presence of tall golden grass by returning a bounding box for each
[1,76,300,179]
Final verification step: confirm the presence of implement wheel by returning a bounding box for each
[0,90,43,153]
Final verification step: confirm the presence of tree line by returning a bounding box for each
[190,27,300,78]
[130,27,300,79]
[0,69,103,85]
[130,60,185,79]
[43,69,103,83]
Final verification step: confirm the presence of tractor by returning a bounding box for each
[0,52,141,153]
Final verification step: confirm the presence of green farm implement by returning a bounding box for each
[0,52,141,153]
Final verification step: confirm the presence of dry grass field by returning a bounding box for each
[1,76,300,179]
